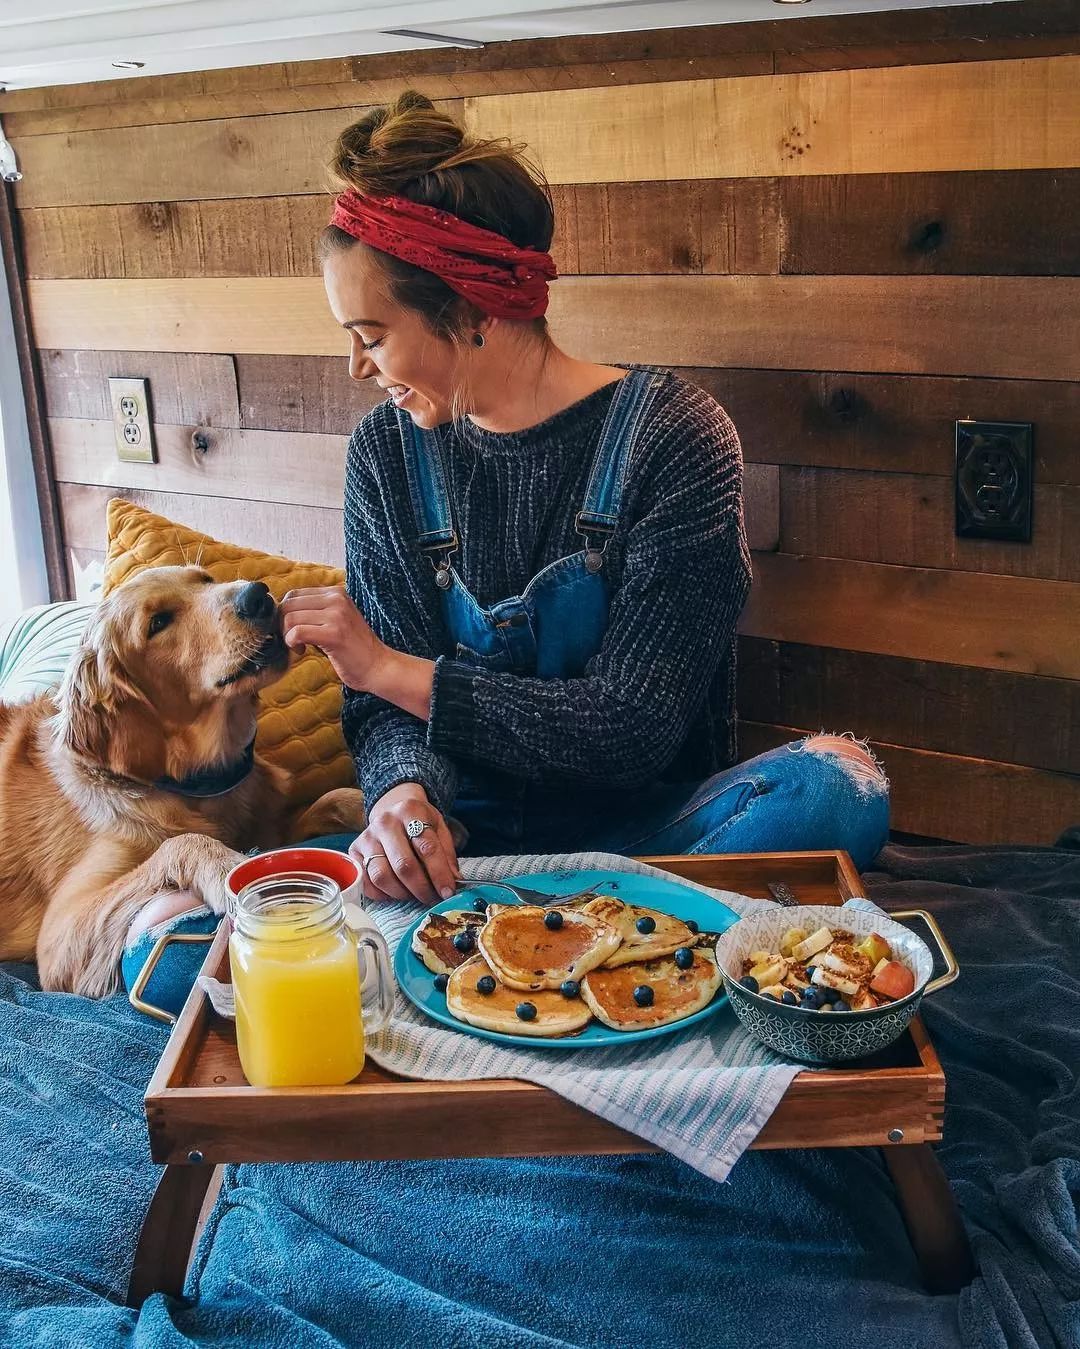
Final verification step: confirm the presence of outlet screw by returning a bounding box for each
[887,1128,904,1143]
[187,1149,205,1164]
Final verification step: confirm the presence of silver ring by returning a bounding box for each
[405,818,432,840]
[361,852,386,873]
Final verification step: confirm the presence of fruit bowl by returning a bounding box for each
[714,904,958,1065]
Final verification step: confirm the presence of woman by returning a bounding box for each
[282,91,889,905]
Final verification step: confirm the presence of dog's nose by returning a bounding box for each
[234,581,275,625]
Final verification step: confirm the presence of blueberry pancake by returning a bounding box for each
[580,947,722,1030]
[583,898,694,968]
[477,904,622,991]
[411,908,487,975]
[446,954,593,1037]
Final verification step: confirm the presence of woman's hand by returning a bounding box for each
[350,782,463,905]
[280,586,390,693]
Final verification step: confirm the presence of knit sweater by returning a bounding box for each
[341,366,752,818]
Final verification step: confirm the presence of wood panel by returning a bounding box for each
[779,466,1080,582]
[57,483,344,567]
[47,416,780,552]
[49,419,347,509]
[691,368,1080,487]
[780,169,1080,275]
[27,275,1080,382]
[5,1,1079,133]
[13,54,1080,209]
[235,353,377,433]
[19,180,783,281]
[742,552,1080,680]
[738,721,1080,846]
[464,56,1080,186]
[38,349,239,425]
[737,637,1080,775]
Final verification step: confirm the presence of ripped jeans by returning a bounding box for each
[313,734,891,874]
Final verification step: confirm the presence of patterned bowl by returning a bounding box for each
[715,904,958,1065]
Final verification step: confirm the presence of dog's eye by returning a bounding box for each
[198,573,213,584]
[147,611,174,638]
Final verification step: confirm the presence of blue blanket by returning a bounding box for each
[1,842,1077,1349]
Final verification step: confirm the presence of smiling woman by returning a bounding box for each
[283,89,889,906]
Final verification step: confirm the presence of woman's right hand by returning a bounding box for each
[350,781,463,905]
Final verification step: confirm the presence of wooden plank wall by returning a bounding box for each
[4,0,1079,845]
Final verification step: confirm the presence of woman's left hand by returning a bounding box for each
[280,586,389,692]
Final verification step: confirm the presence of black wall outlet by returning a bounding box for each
[955,420,1033,542]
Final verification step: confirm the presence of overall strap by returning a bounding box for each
[576,366,667,570]
[395,405,458,589]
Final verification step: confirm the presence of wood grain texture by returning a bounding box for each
[739,720,1080,846]
[57,483,344,567]
[780,169,1080,275]
[463,56,1080,186]
[19,180,782,280]
[779,466,1080,582]
[6,0,1080,132]
[741,552,1080,679]
[738,636,1080,775]
[49,419,348,509]
[235,353,376,433]
[49,418,779,551]
[28,275,1080,381]
[39,349,239,425]
[693,368,1080,487]
[13,55,1080,208]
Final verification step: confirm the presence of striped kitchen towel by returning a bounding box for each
[364,850,811,1183]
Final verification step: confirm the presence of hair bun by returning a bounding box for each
[330,90,467,197]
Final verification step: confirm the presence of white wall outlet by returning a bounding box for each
[109,377,156,464]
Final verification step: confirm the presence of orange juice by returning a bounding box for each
[230,878,365,1087]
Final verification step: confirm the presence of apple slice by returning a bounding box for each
[869,960,916,1001]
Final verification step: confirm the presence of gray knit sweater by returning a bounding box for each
[341,367,751,817]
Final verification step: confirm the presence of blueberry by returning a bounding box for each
[544,910,564,930]
[674,947,694,970]
[832,1001,850,1012]
[476,975,496,995]
[433,974,449,992]
[452,930,475,953]
[802,986,817,1002]
[560,980,580,998]
[805,965,817,981]
[782,990,798,1006]
[821,987,841,1004]
[685,919,700,934]
[633,985,655,1007]
[739,976,759,994]
[636,915,656,934]
[515,1002,537,1021]
[473,897,489,913]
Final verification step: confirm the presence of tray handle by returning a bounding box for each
[128,931,218,1024]
[890,909,959,996]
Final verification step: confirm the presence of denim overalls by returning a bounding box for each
[396,366,668,853]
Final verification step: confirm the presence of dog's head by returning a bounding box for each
[56,566,290,780]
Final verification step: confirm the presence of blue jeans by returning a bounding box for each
[312,736,891,874]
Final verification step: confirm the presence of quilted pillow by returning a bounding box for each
[103,498,353,813]
[0,600,94,704]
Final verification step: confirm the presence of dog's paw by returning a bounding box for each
[159,834,242,915]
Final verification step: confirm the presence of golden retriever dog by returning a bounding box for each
[0,566,364,997]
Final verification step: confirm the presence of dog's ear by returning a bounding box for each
[57,618,152,767]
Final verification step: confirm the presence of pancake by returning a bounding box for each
[410,908,487,975]
[477,904,622,991]
[445,955,593,1038]
[580,948,722,1030]
[585,899,694,967]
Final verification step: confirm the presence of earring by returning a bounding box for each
[472,332,485,348]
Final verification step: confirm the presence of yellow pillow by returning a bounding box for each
[103,498,353,814]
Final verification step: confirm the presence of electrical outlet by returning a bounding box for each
[955,419,1032,542]
[109,377,156,464]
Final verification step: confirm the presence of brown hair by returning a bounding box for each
[323,90,555,347]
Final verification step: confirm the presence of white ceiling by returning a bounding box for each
[0,0,1003,92]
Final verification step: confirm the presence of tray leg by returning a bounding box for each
[126,1163,221,1308]
[884,1144,974,1294]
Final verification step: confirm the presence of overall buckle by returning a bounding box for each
[575,513,614,574]
[420,533,458,589]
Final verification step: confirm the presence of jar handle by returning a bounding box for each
[356,927,395,1033]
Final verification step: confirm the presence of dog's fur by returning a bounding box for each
[0,566,364,997]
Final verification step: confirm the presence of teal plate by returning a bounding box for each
[395,868,741,1049]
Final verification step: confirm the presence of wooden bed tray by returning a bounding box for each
[130,850,972,1305]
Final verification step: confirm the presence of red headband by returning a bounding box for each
[330,190,557,320]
